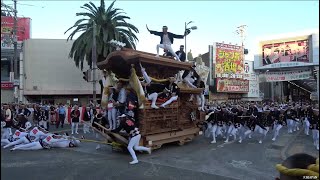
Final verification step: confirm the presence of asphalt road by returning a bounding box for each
[1,124,317,180]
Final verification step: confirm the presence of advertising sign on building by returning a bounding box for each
[265,69,312,82]
[242,60,260,98]
[216,78,249,93]
[1,82,14,89]
[262,39,309,65]
[1,16,31,50]
[214,42,244,79]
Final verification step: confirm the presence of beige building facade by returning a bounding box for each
[22,39,101,105]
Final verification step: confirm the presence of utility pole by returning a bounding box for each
[13,0,18,103]
[236,25,247,48]
[92,22,97,106]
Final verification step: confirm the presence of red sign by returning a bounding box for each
[262,39,309,66]
[216,78,249,93]
[1,82,13,89]
[1,16,31,49]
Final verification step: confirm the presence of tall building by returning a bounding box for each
[254,30,319,102]
[1,39,101,104]
[20,39,101,105]
[1,16,31,103]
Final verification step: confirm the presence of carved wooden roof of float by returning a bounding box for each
[97,48,194,78]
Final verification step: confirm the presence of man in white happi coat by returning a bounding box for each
[100,69,118,109]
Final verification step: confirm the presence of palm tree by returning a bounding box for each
[65,0,139,70]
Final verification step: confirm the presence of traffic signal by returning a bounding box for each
[244,48,249,55]
[83,71,89,82]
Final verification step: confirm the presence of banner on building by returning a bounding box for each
[214,42,244,79]
[243,73,258,81]
[261,39,310,66]
[1,82,14,89]
[265,69,312,82]
[216,78,249,93]
[247,80,260,97]
[1,16,31,50]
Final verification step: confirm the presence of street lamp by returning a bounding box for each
[185,21,197,56]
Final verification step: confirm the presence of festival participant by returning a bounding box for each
[285,106,296,134]
[56,104,66,129]
[303,106,313,136]
[272,109,286,141]
[1,128,29,147]
[70,105,80,135]
[115,81,127,115]
[49,104,56,125]
[163,49,173,58]
[182,68,198,89]
[140,63,164,109]
[292,105,300,132]
[82,107,92,133]
[107,86,118,130]
[207,106,224,144]
[17,104,31,119]
[238,104,258,143]
[310,110,319,150]
[111,114,151,165]
[38,106,49,130]
[12,113,29,130]
[257,109,274,144]
[92,109,107,150]
[142,82,165,109]
[175,45,186,62]
[198,80,206,112]
[224,106,239,143]
[146,25,185,61]
[160,77,180,108]
[2,104,13,139]
[3,125,47,149]
[10,138,50,151]
[42,133,80,148]
[33,104,41,126]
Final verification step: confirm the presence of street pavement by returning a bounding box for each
[1,124,318,180]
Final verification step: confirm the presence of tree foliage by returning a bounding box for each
[65,0,139,70]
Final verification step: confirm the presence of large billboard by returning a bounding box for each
[216,78,249,93]
[261,39,309,66]
[214,43,244,79]
[1,16,31,49]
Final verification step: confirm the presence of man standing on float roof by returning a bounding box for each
[146,25,185,61]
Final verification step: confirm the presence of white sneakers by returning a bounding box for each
[210,140,216,144]
[129,160,139,165]
[96,144,101,150]
[151,105,159,109]
[272,138,276,141]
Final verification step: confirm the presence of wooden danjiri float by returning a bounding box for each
[95,48,205,150]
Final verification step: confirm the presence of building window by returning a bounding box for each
[1,60,10,81]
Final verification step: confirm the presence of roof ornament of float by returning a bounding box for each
[108,39,126,51]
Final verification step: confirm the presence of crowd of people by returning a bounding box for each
[202,101,319,150]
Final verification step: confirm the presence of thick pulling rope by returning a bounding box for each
[72,137,122,148]
[276,158,319,178]
[118,77,169,83]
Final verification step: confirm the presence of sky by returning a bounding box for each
[4,0,319,60]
